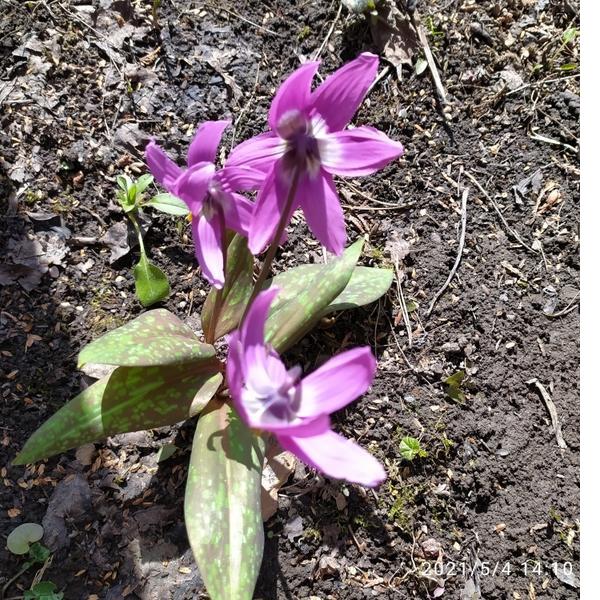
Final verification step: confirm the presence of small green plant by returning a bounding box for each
[551,26,579,72]
[116,173,188,307]
[151,0,162,27]
[444,370,466,403]
[24,581,64,600]
[4,523,59,600]
[398,436,427,461]
[387,484,418,531]
[425,15,445,40]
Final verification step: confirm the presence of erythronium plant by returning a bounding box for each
[16,53,403,600]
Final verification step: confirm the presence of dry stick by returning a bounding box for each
[425,186,469,318]
[463,170,538,256]
[527,378,568,450]
[505,73,580,96]
[408,10,447,104]
[312,1,343,61]
[546,293,580,319]
[394,265,413,347]
[216,5,283,37]
[242,169,301,319]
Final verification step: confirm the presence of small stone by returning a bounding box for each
[441,342,461,354]
[421,537,442,559]
[75,443,96,466]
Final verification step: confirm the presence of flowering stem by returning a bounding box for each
[205,208,228,345]
[244,169,300,319]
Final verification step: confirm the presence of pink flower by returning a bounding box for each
[226,53,404,256]
[227,288,386,487]
[146,121,262,288]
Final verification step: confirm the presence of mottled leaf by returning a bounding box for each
[267,264,392,318]
[185,404,265,600]
[189,372,223,417]
[202,234,254,340]
[14,362,222,465]
[78,309,216,368]
[264,239,364,352]
[133,253,170,307]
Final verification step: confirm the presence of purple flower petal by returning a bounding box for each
[296,347,376,418]
[248,162,299,255]
[266,414,331,437]
[239,288,279,351]
[193,213,225,289]
[145,140,183,190]
[224,193,254,236]
[226,132,285,175]
[173,162,215,215]
[219,165,266,192]
[319,126,404,177]
[187,120,231,166]
[279,428,386,487]
[226,331,247,414]
[309,53,379,132]
[268,61,320,131]
[298,170,346,255]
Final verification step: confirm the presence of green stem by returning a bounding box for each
[243,169,301,319]
[129,211,147,260]
[205,208,228,345]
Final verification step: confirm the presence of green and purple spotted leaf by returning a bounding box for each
[185,404,265,600]
[201,234,254,341]
[267,264,393,317]
[14,364,222,465]
[264,239,375,352]
[78,309,216,368]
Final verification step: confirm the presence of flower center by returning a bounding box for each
[243,356,302,428]
[277,110,322,178]
[203,178,230,220]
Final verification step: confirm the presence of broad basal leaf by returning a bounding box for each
[185,404,265,600]
[14,363,222,465]
[266,264,393,318]
[264,239,364,352]
[202,234,254,340]
[78,309,216,368]
[321,266,393,314]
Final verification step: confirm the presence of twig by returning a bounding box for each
[365,64,391,98]
[214,5,283,37]
[312,1,343,61]
[528,131,578,154]
[425,185,468,318]
[526,379,568,450]
[546,293,580,319]
[394,266,413,347]
[408,10,447,104]
[463,170,538,256]
[79,204,107,228]
[506,73,580,96]
[342,181,408,208]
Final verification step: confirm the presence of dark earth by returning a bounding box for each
[0,0,579,598]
